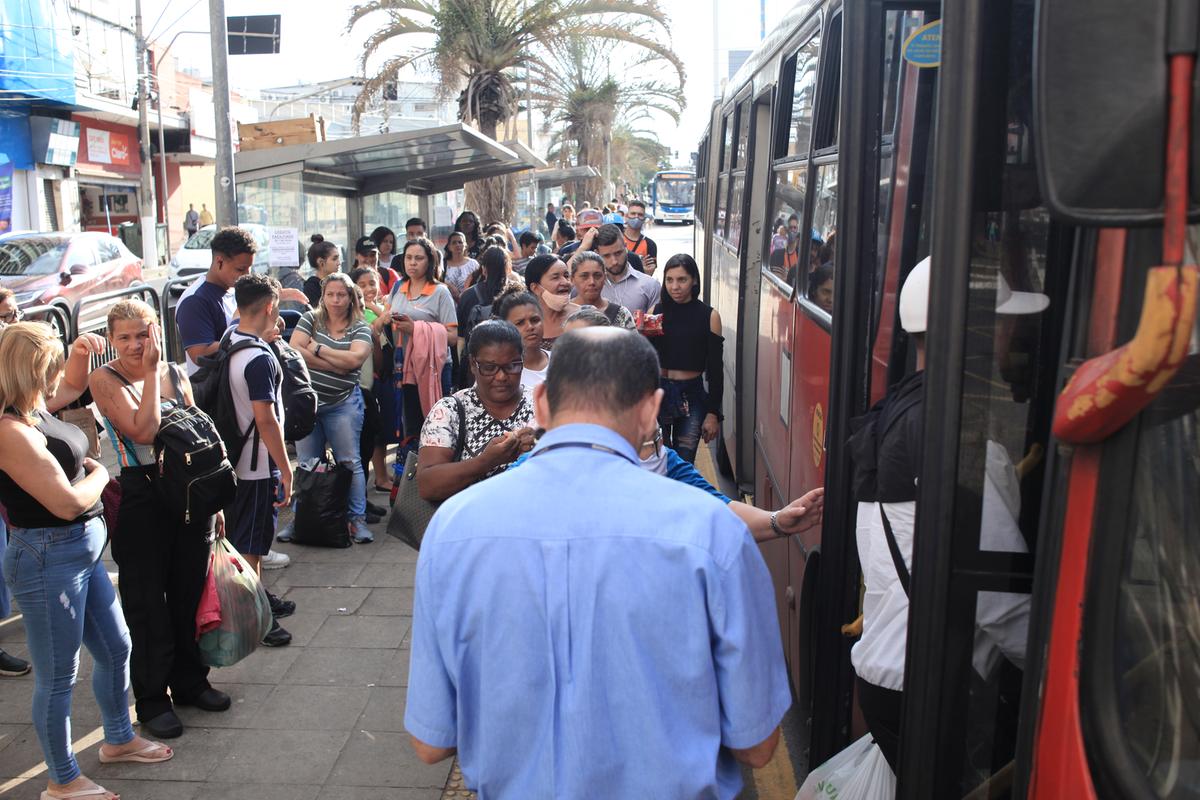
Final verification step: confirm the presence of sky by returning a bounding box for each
[140,0,796,163]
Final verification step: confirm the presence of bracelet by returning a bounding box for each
[315,344,323,358]
[770,511,784,536]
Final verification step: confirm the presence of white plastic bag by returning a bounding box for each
[795,735,896,800]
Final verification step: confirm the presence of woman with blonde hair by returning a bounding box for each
[0,322,173,800]
[90,299,231,740]
[284,272,375,542]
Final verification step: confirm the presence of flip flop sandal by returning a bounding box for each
[40,787,117,799]
[98,740,174,764]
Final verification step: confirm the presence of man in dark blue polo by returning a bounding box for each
[405,327,791,799]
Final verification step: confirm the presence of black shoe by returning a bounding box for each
[0,649,31,677]
[175,687,231,712]
[141,709,183,738]
[262,619,292,647]
[267,592,295,619]
[365,500,387,517]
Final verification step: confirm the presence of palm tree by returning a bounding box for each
[347,0,681,222]
[534,37,683,201]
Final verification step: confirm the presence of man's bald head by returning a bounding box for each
[545,328,660,416]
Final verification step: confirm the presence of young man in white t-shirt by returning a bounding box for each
[224,274,295,647]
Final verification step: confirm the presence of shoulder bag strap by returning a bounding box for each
[100,366,142,466]
[451,396,467,462]
[878,503,911,597]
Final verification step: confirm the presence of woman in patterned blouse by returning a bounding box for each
[416,321,536,502]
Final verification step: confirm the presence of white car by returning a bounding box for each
[168,224,301,292]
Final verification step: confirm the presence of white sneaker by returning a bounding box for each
[261,549,290,570]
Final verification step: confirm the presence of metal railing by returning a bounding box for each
[19,304,72,352]
[70,285,162,370]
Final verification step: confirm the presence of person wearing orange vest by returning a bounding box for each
[623,201,658,276]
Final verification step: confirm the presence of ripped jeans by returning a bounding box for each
[3,517,135,784]
[659,376,709,464]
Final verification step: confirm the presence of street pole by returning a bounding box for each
[156,71,171,255]
[209,0,237,226]
[134,0,159,269]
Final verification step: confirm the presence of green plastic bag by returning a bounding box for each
[197,538,272,667]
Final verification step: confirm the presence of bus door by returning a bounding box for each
[899,1,1074,795]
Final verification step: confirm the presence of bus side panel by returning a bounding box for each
[754,278,795,508]
[787,308,831,532]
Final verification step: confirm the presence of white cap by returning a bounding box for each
[899,256,931,333]
[899,255,1050,334]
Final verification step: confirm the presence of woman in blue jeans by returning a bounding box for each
[0,322,172,800]
[647,254,725,464]
[286,274,375,542]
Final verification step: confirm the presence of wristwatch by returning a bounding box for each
[769,511,784,536]
[315,343,323,358]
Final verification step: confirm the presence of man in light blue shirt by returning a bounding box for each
[405,328,792,799]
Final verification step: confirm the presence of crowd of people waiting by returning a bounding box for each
[0,198,827,799]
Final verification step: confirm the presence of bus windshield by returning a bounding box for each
[656,177,696,207]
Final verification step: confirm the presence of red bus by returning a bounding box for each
[694,0,1200,796]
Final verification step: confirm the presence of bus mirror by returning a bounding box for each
[1034,0,1200,225]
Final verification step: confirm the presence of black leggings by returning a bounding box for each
[856,675,903,774]
[360,385,379,492]
[110,467,214,721]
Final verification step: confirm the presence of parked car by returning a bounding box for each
[169,223,302,294]
[0,231,144,332]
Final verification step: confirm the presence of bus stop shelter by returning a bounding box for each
[233,123,546,252]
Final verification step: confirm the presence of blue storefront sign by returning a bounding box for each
[0,156,14,234]
[0,113,33,171]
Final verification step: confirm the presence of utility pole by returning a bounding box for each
[134,0,159,270]
[209,0,237,226]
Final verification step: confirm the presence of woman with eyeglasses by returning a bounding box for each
[416,321,536,503]
[0,287,21,325]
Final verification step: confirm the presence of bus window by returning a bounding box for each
[1102,309,1200,798]
[728,176,746,251]
[716,174,729,240]
[805,162,837,313]
[813,13,842,152]
[735,98,751,169]
[765,167,808,290]
[721,113,733,172]
[786,35,820,159]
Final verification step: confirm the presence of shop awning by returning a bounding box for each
[233,123,546,196]
[532,165,600,188]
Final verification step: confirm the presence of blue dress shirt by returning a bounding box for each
[405,423,791,799]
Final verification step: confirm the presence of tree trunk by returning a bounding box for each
[465,116,517,225]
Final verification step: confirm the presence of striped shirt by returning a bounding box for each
[295,311,373,407]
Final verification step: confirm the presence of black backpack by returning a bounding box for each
[270,338,317,442]
[154,366,237,525]
[192,331,274,468]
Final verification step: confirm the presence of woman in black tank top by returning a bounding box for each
[0,322,173,799]
[648,255,725,464]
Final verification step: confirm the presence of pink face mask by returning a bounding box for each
[540,288,571,312]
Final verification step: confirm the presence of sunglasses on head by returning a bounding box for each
[473,358,524,376]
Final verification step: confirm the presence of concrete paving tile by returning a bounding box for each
[0,723,30,756]
[207,645,300,685]
[357,588,413,616]
[355,687,408,733]
[327,730,452,788]
[352,563,415,588]
[0,678,33,725]
[96,727,239,782]
[210,729,349,785]
[82,777,201,800]
[251,685,370,731]
[271,564,366,589]
[174,683,274,729]
[267,611,328,648]
[309,616,410,650]
[276,542,377,564]
[0,615,27,643]
[197,782,320,800]
[360,539,420,564]
[281,648,391,687]
[278,587,371,615]
[0,724,47,778]
[318,787,442,800]
[377,648,411,688]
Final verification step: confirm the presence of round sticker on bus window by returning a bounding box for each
[902,19,942,68]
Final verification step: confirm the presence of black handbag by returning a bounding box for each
[292,457,354,548]
[387,396,465,551]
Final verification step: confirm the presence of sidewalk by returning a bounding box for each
[0,509,455,799]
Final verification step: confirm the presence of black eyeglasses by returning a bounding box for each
[473,359,524,376]
[0,309,22,324]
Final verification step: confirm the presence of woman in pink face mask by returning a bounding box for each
[523,255,580,350]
